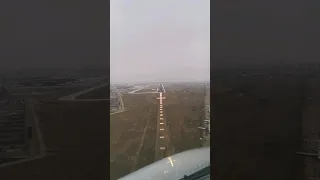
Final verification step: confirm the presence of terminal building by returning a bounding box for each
[110,89,120,108]
[110,97,120,108]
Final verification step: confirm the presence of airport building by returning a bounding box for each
[110,97,120,111]
[0,98,26,164]
[110,92,118,98]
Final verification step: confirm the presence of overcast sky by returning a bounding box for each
[110,0,210,83]
[0,1,108,71]
[0,0,316,76]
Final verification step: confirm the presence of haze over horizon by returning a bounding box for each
[110,0,210,83]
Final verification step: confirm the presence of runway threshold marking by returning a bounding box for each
[160,122,164,125]
[160,128,164,131]
[160,136,164,139]
[160,147,166,150]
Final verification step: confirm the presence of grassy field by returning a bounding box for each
[299,78,320,179]
[110,93,158,180]
[164,83,205,154]
[210,76,303,180]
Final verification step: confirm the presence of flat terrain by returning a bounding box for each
[164,83,204,155]
[300,77,320,179]
[76,86,109,99]
[110,83,205,179]
[110,93,158,180]
[0,82,206,180]
[0,101,109,180]
[211,76,303,180]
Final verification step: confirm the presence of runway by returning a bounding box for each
[128,84,159,94]
[58,83,109,101]
[128,84,151,94]
[154,84,169,161]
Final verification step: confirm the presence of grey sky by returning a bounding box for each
[0,0,108,71]
[110,0,210,83]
